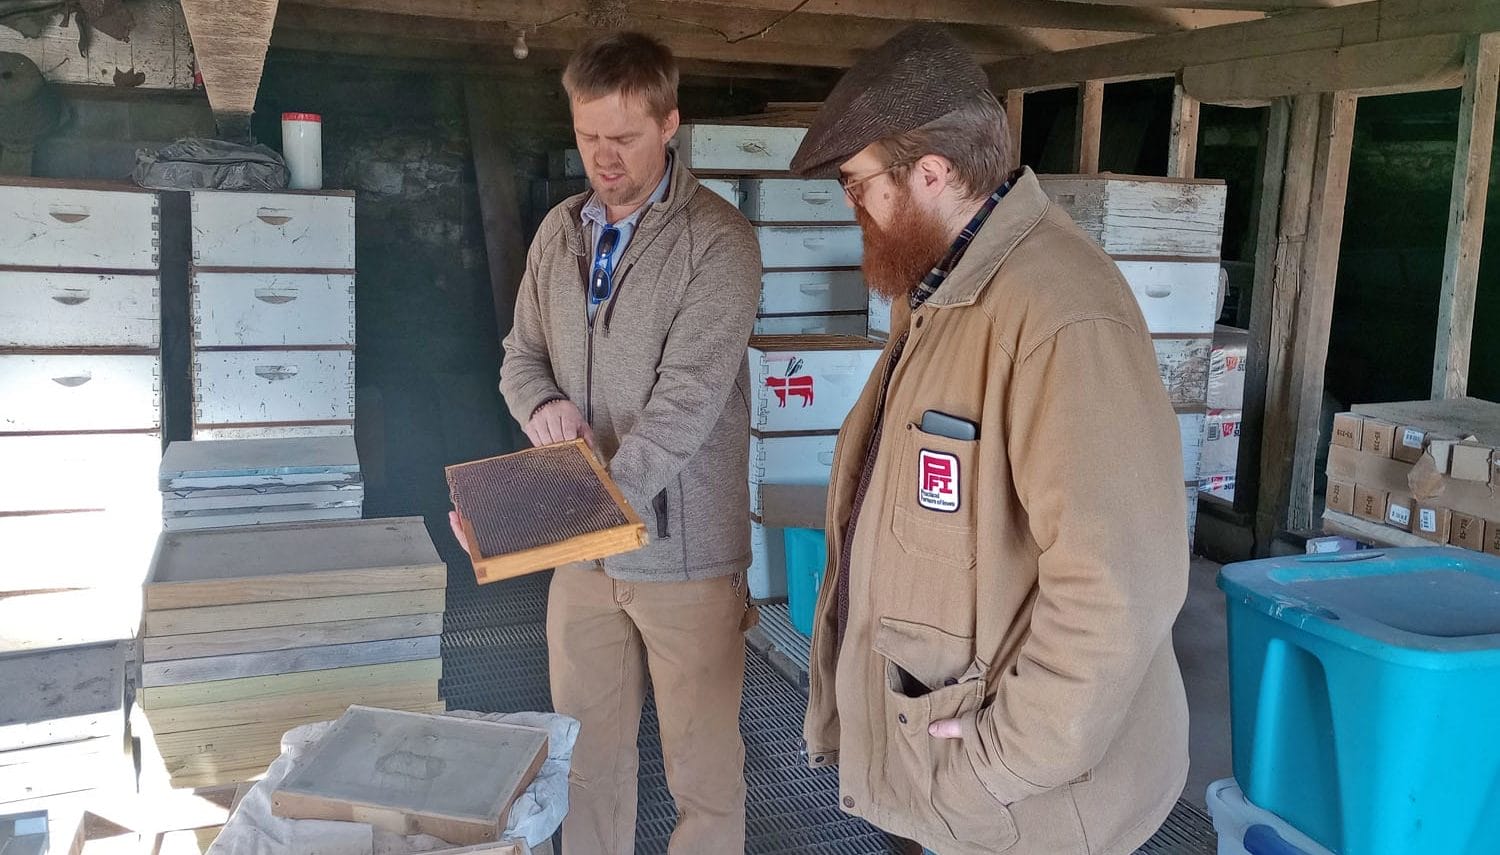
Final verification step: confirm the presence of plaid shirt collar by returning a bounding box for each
[909,174,1017,310]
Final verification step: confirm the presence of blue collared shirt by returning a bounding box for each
[581,153,673,318]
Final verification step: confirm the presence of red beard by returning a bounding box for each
[855,188,953,301]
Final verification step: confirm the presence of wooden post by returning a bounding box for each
[1005,89,1025,172]
[1168,81,1200,179]
[1284,92,1357,532]
[1433,33,1500,399]
[177,0,278,141]
[1253,94,1321,550]
[1236,99,1291,524]
[1074,80,1103,173]
[463,78,529,342]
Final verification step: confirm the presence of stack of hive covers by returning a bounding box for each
[137,517,446,788]
[158,436,363,531]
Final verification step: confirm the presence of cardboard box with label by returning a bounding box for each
[1414,504,1451,543]
[1392,425,1430,464]
[1208,325,1248,410]
[1451,442,1494,482]
[1488,520,1500,557]
[1200,410,1241,479]
[1451,512,1487,551]
[1326,480,1355,515]
[1361,420,1396,458]
[1325,445,1500,524]
[1354,485,1389,522]
[1332,412,1364,449]
[1384,495,1414,532]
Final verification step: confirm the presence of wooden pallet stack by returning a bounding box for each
[1039,174,1229,539]
[136,517,447,789]
[158,436,364,531]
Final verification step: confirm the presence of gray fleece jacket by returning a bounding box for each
[499,155,762,582]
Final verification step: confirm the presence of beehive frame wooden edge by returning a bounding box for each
[446,439,648,584]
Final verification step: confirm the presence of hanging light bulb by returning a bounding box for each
[512,30,530,60]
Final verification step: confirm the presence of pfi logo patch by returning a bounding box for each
[918,450,960,512]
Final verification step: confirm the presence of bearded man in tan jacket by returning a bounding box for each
[790,24,1192,855]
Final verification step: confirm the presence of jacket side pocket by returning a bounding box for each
[652,489,670,539]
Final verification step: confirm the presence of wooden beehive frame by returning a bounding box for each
[446,439,647,585]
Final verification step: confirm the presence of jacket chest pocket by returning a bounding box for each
[892,423,978,567]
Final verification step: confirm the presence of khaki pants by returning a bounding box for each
[547,562,750,855]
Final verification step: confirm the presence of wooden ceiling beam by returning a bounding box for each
[275,6,869,66]
[285,0,1060,60]
[1052,0,1363,10]
[989,0,1500,92]
[650,0,1263,34]
[180,0,280,140]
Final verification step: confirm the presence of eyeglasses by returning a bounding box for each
[590,225,621,304]
[839,160,911,205]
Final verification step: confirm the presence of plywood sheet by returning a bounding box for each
[145,517,442,609]
[447,441,645,585]
[145,589,444,636]
[0,0,194,90]
[138,660,442,710]
[143,614,441,662]
[140,636,441,687]
[140,682,440,734]
[272,707,548,845]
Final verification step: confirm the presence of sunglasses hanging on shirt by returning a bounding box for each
[591,225,622,305]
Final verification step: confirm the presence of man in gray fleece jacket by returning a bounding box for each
[485,32,761,855]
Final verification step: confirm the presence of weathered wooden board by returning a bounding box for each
[138,660,442,710]
[143,614,441,662]
[162,484,364,512]
[758,269,866,316]
[754,313,868,337]
[159,436,359,485]
[190,191,356,269]
[1154,337,1211,408]
[756,225,863,269]
[141,636,441,687]
[148,702,450,772]
[0,735,116,768]
[740,179,853,223]
[272,707,548,846]
[1039,175,1228,258]
[192,349,355,427]
[190,424,354,441]
[140,681,441,734]
[673,124,806,173]
[1118,260,1220,335]
[162,505,363,531]
[0,643,126,752]
[0,182,158,271]
[145,589,445,636]
[144,517,442,609]
[0,0,193,90]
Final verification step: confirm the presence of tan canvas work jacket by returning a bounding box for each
[805,169,1190,855]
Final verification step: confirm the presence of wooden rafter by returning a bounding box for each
[1074,80,1103,172]
[1167,80,1199,177]
[1183,33,1467,105]
[1053,0,1364,10]
[990,0,1500,92]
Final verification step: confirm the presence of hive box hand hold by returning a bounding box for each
[446,440,647,585]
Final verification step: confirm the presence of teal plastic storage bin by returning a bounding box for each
[1218,547,1500,855]
[783,528,826,637]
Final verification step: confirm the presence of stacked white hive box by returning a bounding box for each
[158,436,364,531]
[1039,175,1229,539]
[0,178,164,593]
[677,125,878,600]
[136,517,446,789]
[189,190,356,440]
[675,124,869,337]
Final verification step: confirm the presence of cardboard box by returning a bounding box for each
[1385,495,1414,532]
[1450,442,1493,482]
[1426,439,1456,475]
[1325,445,1500,522]
[1331,413,1364,450]
[1326,480,1356,515]
[1393,425,1430,464]
[1361,420,1396,458]
[1354,485,1389,522]
[1208,325,1248,410]
[1451,512,1486,551]
[1200,474,1236,503]
[1414,504,1451,543]
[1200,410,1241,478]
[1487,519,1500,557]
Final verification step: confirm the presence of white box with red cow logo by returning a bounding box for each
[749,336,882,434]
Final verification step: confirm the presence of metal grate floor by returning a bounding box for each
[438,567,1217,854]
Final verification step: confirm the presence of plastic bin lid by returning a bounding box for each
[1218,547,1500,664]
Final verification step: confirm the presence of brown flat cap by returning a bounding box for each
[790,23,989,178]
